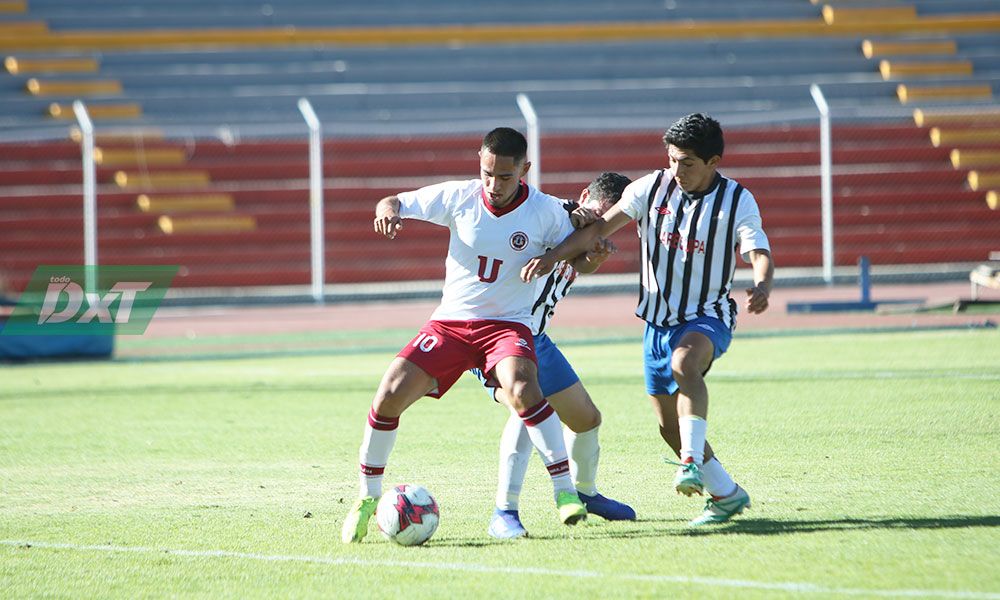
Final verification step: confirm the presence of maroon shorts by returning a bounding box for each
[396,319,536,398]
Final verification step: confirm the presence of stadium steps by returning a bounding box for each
[47,101,141,120]
[967,171,1000,190]
[4,4,1000,291]
[949,148,1000,169]
[5,55,99,74]
[930,127,1000,146]
[2,123,997,291]
[0,150,960,187]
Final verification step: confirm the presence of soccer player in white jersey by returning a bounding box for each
[472,172,636,539]
[522,114,774,527]
[341,127,588,543]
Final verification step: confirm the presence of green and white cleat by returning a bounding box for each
[689,486,751,527]
[556,490,588,525]
[341,496,378,543]
[673,460,704,497]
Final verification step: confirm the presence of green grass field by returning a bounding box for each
[2,327,998,599]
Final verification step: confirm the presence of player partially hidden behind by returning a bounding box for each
[474,172,637,539]
[342,127,588,544]
[522,114,774,526]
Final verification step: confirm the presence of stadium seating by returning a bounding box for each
[2,0,999,293]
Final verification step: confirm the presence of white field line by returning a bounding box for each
[2,540,997,599]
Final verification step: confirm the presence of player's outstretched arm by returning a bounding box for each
[374,195,403,239]
[744,249,774,314]
[521,205,633,281]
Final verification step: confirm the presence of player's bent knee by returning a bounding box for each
[580,406,601,431]
[671,349,706,380]
[507,384,544,413]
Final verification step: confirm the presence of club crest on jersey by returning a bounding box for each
[509,231,529,251]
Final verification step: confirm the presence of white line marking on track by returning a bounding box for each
[2,540,997,599]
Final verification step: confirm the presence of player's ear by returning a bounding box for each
[579,187,590,202]
[707,155,721,168]
[520,160,531,178]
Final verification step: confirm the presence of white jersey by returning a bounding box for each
[620,170,770,330]
[398,179,575,327]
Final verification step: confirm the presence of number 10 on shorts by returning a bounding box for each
[413,333,439,352]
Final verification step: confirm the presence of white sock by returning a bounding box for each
[496,412,532,511]
[565,425,600,496]
[700,457,738,498]
[679,415,707,465]
[358,407,398,499]
[519,401,575,498]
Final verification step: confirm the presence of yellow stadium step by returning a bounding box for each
[897,83,992,103]
[967,171,1000,191]
[0,0,27,12]
[914,109,1000,127]
[862,39,956,59]
[987,190,998,210]
[4,17,1000,52]
[0,21,46,34]
[6,56,99,74]
[0,0,26,12]
[158,215,256,235]
[95,147,187,167]
[950,149,1000,169]
[929,128,1000,147]
[879,60,972,80]
[822,6,917,25]
[27,78,122,96]
[114,170,211,189]
[137,194,235,213]
[49,102,141,120]
[70,127,164,143]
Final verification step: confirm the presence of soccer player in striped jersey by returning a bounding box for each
[342,127,588,544]
[522,114,774,527]
[474,172,637,539]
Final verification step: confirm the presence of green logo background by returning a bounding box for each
[1,265,178,336]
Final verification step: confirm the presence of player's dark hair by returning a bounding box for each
[662,113,724,162]
[482,127,528,162]
[587,172,631,205]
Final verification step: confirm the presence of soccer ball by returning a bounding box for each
[375,484,439,546]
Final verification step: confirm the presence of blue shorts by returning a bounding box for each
[643,316,732,396]
[470,332,579,400]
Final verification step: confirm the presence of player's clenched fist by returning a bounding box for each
[569,206,600,229]
[374,214,403,239]
[586,238,617,263]
[744,284,770,314]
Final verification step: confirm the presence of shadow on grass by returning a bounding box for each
[683,515,1000,536]
[492,515,1000,542]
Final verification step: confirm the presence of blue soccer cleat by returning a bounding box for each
[578,491,637,521]
[488,508,529,539]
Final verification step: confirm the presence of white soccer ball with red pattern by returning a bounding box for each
[375,484,440,546]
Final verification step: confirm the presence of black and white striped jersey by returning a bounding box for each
[529,260,578,336]
[620,170,770,331]
[529,199,581,336]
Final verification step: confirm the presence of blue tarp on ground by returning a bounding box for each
[0,317,114,361]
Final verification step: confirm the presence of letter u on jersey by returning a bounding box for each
[477,255,503,283]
